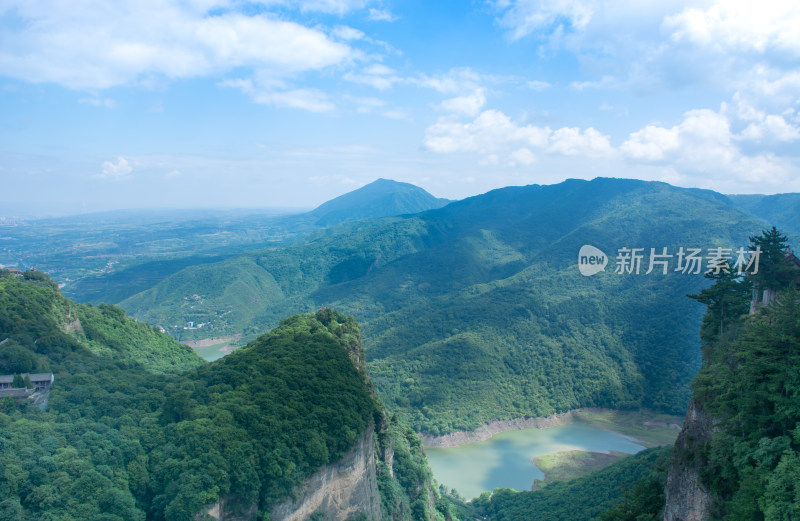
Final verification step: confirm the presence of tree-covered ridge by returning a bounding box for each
[0,270,203,375]
[0,276,454,520]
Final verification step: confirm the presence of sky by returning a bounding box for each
[1,0,799,216]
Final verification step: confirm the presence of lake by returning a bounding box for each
[425,423,645,500]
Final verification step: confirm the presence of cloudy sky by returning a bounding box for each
[1,0,799,215]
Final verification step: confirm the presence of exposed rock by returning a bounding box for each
[199,497,257,521]
[271,423,382,521]
[663,399,715,521]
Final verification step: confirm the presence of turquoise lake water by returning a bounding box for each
[425,423,645,500]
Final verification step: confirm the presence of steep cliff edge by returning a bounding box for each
[271,424,382,521]
[196,309,460,521]
[663,399,715,521]
[662,231,800,521]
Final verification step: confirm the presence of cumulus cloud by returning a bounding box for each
[98,157,133,180]
[664,1,800,55]
[621,106,795,186]
[424,108,613,161]
[492,0,800,104]
[436,89,487,117]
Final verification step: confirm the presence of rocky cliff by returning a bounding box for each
[271,424,382,521]
[663,400,716,521]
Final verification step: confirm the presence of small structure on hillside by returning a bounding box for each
[0,372,54,391]
[0,372,54,409]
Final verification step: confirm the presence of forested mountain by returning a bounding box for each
[0,272,459,520]
[309,178,451,226]
[121,178,768,435]
[727,193,800,236]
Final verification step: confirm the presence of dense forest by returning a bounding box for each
[121,178,768,434]
[0,273,457,520]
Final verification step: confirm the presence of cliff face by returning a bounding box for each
[271,424,382,521]
[663,399,715,521]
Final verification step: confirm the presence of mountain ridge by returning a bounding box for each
[120,177,769,435]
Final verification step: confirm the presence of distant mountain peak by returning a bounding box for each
[309,179,451,226]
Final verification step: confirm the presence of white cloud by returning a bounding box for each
[621,107,793,187]
[424,109,549,155]
[436,89,487,117]
[98,157,133,180]
[509,147,536,166]
[621,125,680,161]
[415,67,484,94]
[344,64,401,90]
[332,25,366,41]
[0,2,355,94]
[424,109,613,161]
[664,1,800,55]
[297,0,370,15]
[729,94,800,142]
[548,127,615,157]
[220,78,335,112]
[493,0,595,40]
[367,8,398,22]
[525,80,551,91]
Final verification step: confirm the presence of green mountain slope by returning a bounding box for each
[728,193,800,236]
[121,178,768,434]
[309,178,451,226]
[0,274,459,521]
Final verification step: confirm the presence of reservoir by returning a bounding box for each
[425,423,645,500]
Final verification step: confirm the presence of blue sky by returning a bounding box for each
[1,0,799,215]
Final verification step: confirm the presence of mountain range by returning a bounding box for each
[119,177,780,434]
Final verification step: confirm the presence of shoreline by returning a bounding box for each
[420,408,682,448]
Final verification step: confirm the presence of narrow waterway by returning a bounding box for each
[425,423,645,500]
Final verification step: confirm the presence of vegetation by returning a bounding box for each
[532,451,628,487]
[728,193,800,238]
[0,274,459,520]
[681,227,800,520]
[122,178,767,434]
[474,446,671,521]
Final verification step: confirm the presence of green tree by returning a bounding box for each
[749,226,793,290]
[12,373,24,388]
[688,260,751,344]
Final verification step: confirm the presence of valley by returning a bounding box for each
[2,177,799,521]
